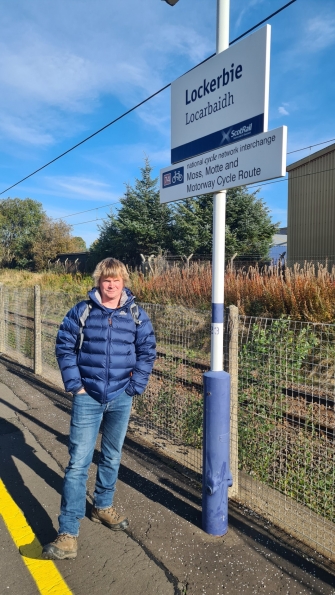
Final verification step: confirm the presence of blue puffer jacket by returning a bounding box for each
[56,287,156,403]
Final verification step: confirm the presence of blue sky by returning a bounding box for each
[1,0,335,248]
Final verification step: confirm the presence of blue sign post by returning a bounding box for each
[161,0,276,536]
[202,371,232,534]
[202,0,232,537]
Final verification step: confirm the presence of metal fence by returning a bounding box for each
[0,283,334,562]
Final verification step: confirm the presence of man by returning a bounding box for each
[43,257,156,560]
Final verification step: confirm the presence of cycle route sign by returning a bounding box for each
[160,126,287,203]
[160,24,287,203]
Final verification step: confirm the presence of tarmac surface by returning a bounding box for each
[0,354,334,595]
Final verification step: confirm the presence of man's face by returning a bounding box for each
[99,275,124,304]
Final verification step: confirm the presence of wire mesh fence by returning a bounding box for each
[131,303,210,477]
[0,286,34,367]
[40,290,87,384]
[0,284,334,561]
[237,316,335,560]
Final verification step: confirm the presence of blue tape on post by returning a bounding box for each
[212,303,224,324]
[171,113,264,163]
[203,371,232,536]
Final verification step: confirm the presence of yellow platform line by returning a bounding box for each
[0,479,73,595]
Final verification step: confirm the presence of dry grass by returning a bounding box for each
[1,262,335,322]
[131,261,335,323]
[0,269,93,294]
[225,262,335,322]
[130,263,212,309]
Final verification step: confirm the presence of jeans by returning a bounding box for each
[58,390,133,536]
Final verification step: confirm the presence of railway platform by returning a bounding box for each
[0,354,334,595]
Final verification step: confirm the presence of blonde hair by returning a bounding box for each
[92,257,130,287]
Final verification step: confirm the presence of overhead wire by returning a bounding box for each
[249,163,335,190]
[287,138,335,155]
[59,136,335,225]
[60,201,119,219]
[54,134,335,221]
[71,217,107,227]
[66,161,335,228]
[0,0,297,197]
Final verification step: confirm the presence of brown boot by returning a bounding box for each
[91,506,129,531]
[42,534,78,560]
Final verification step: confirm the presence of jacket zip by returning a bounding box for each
[103,315,113,403]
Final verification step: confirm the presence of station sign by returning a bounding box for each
[171,25,271,163]
[160,126,287,203]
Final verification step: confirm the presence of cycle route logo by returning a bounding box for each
[162,166,184,188]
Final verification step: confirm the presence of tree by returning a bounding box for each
[0,197,88,270]
[71,237,87,252]
[91,161,278,267]
[225,187,279,258]
[172,187,279,259]
[171,194,213,256]
[91,159,173,265]
[0,198,44,268]
[31,217,81,270]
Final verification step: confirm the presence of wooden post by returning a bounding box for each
[0,284,5,354]
[228,304,239,499]
[34,285,42,375]
[14,290,20,353]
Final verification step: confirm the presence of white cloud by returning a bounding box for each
[0,116,54,146]
[0,0,212,146]
[278,106,289,116]
[155,24,212,64]
[283,11,335,65]
[304,15,335,51]
[235,0,266,29]
[44,176,120,202]
[0,40,98,113]
[136,103,171,137]
[85,142,170,172]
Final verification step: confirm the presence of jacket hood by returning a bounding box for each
[88,286,135,310]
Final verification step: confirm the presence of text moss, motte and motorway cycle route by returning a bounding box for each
[186,158,262,193]
[160,127,287,204]
[185,134,276,189]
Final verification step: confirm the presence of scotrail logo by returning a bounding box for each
[220,128,231,144]
[162,166,184,188]
[220,121,253,146]
[231,123,252,138]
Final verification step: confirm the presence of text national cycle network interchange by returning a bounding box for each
[186,132,277,170]
[183,132,278,192]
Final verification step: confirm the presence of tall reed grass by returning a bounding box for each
[1,262,335,322]
[130,263,212,309]
[225,262,335,322]
[131,261,335,323]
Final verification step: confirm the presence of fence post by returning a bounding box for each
[14,290,20,353]
[34,285,42,375]
[228,305,239,499]
[0,284,4,354]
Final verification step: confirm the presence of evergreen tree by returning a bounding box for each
[91,159,173,266]
[225,187,279,257]
[91,161,278,267]
[171,194,212,256]
[172,187,278,259]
